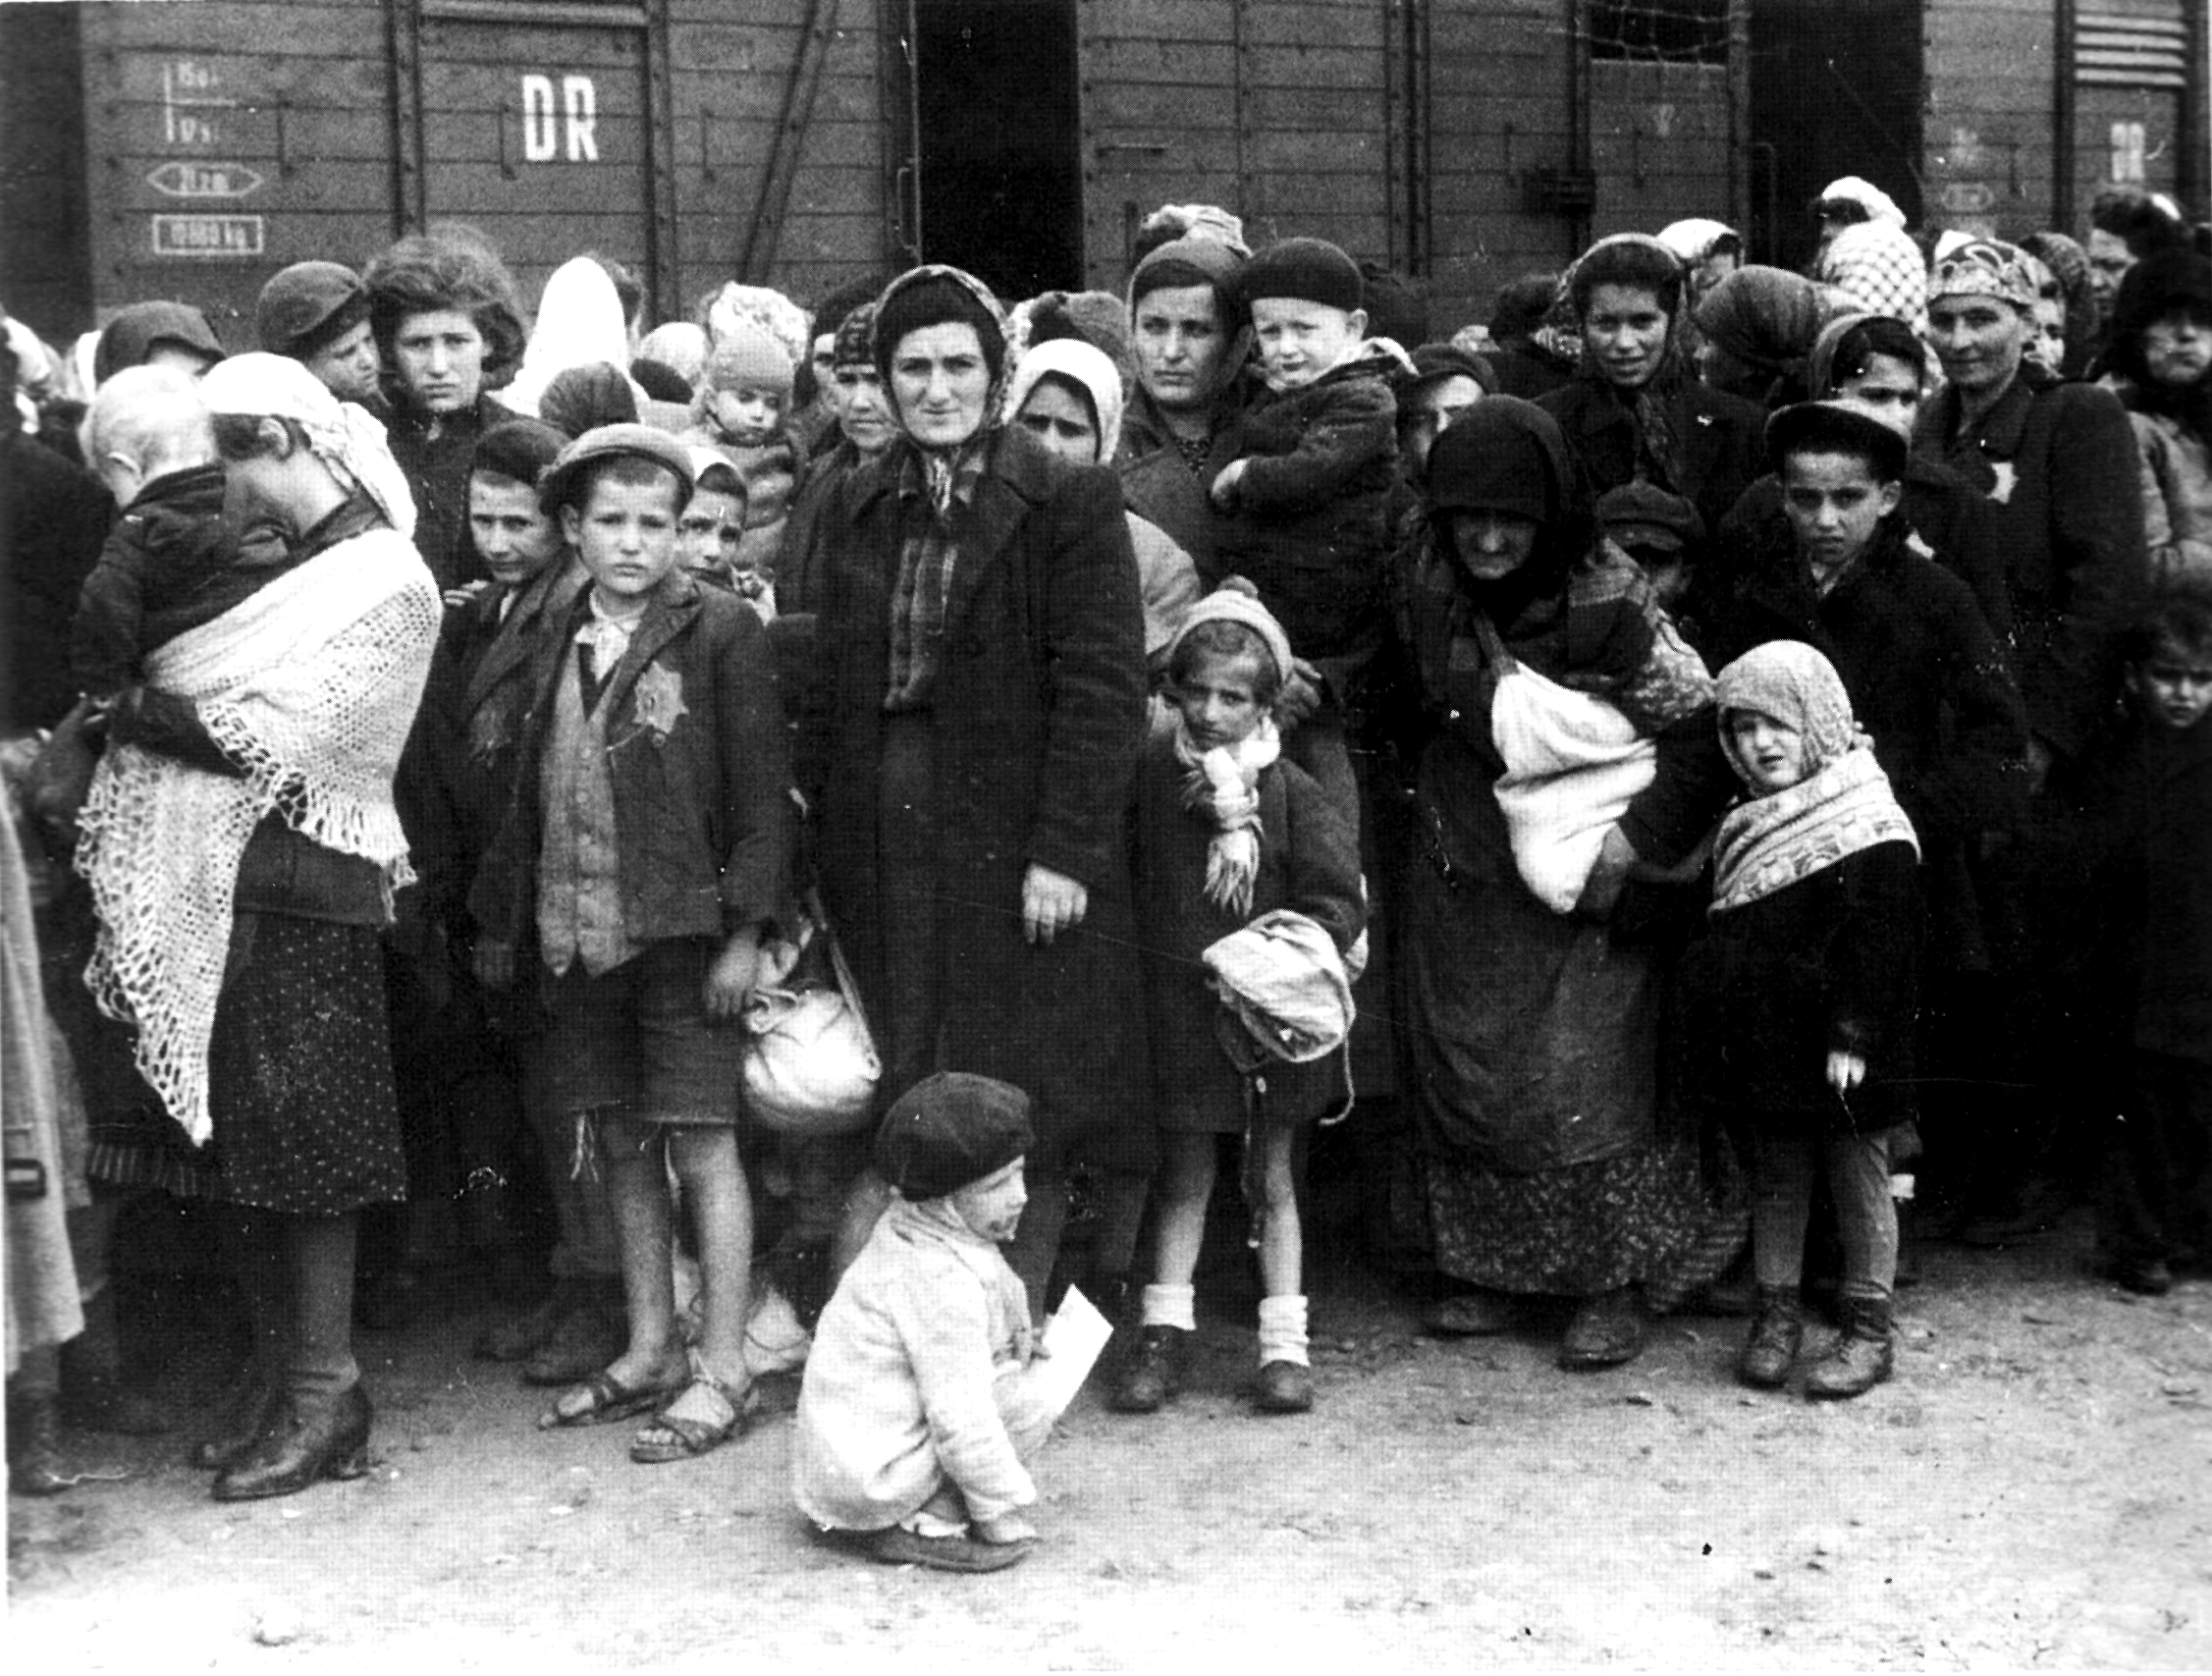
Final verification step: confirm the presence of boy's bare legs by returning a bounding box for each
[658,1126,755,1431]
[548,1115,687,1418]
[1254,1124,1302,1300]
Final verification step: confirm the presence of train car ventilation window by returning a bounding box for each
[1590,0,1730,65]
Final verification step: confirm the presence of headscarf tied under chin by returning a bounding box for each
[1709,640,1918,915]
[1568,233,1692,493]
[198,351,416,539]
[872,264,1010,510]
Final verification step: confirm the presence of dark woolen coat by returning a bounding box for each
[1132,730,1365,1131]
[384,392,508,593]
[4,429,115,731]
[1913,363,2146,763]
[1690,518,2029,967]
[1682,840,1923,1133]
[2113,710,2212,1062]
[799,424,1149,1164]
[1537,375,1769,548]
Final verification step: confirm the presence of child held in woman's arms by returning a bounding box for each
[795,1073,1052,1574]
[2100,585,2212,1296]
[1109,582,1366,1419]
[1683,640,1922,1400]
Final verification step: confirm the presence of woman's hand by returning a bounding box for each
[704,926,765,1020]
[1021,863,1089,946]
[473,938,515,992]
[1209,460,1248,509]
[973,1512,1038,1545]
[1826,1051,1867,1094]
[1574,824,1640,920]
[443,578,493,612]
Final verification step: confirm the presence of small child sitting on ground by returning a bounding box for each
[70,365,264,699]
[1683,639,1922,1400]
[2100,584,2212,1295]
[1109,582,1366,1418]
[795,1072,1051,1574]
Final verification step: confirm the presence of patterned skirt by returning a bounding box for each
[88,913,406,1216]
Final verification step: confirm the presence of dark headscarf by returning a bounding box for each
[1423,396,1594,619]
[1695,266,1829,379]
[871,266,1008,389]
[2019,231,2099,378]
[538,361,639,439]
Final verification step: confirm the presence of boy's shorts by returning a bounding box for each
[542,937,745,1126]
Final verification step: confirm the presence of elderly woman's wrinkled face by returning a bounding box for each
[1582,283,1670,390]
[2141,306,2212,389]
[393,308,486,414]
[1925,296,2026,398]
[1445,510,1541,580]
[890,322,992,450]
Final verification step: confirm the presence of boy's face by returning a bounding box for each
[560,471,685,606]
[708,382,786,444]
[1172,648,1270,752]
[1727,707,1810,795]
[1780,449,1901,574]
[1133,284,1229,413]
[2131,643,2212,730]
[303,319,382,405]
[678,485,743,573]
[1249,296,1366,392]
[468,471,565,587]
[392,308,486,414]
[950,1159,1027,1244]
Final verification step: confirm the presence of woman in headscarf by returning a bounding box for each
[1817,221,1929,339]
[800,266,1150,1322]
[1388,397,1739,1367]
[1655,217,1743,309]
[1692,265,1837,406]
[1538,234,1767,545]
[2101,248,2212,589]
[778,302,902,618]
[2018,232,2099,381]
[75,353,441,1499]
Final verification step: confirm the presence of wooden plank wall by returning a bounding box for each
[74,0,890,343]
[1921,0,2060,241]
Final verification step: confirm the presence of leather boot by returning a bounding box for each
[1735,1285,1804,1390]
[1805,1295,1894,1400]
[189,1376,287,1472]
[1558,1287,1645,1370]
[1107,1325,1188,1414]
[7,1391,71,1496]
[212,1381,373,1501]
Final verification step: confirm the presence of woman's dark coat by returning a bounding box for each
[1538,376,1769,545]
[799,423,1149,1162]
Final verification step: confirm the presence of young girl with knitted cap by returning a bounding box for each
[1681,639,1923,1400]
[1110,580,1366,1418]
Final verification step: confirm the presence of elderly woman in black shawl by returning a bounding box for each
[1392,397,1738,1367]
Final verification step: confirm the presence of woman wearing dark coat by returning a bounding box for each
[1538,235,1768,547]
[802,266,1151,1319]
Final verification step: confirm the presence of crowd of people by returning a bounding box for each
[4,178,2208,1575]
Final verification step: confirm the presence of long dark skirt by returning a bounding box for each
[1399,844,1740,1302]
[87,912,406,1216]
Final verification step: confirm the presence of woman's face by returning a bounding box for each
[1133,283,1229,414]
[831,363,898,456]
[1830,351,1923,440]
[1444,509,1541,580]
[1014,378,1101,466]
[1582,283,1671,390]
[392,307,486,414]
[2025,297,2068,377]
[2141,306,2212,389]
[890,321,992,450]
[1925,296,2026,398]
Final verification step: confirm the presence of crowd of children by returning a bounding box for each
[4,182,2208,1576]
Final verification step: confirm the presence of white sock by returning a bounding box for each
[1257,1293,1309,1367]
[1140,1282,1196,1332]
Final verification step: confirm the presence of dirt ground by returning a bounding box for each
[10,1202,2212,1673]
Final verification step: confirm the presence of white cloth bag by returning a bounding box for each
[1489,660,1656,914]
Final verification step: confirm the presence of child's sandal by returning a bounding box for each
[628,1372,755,1464]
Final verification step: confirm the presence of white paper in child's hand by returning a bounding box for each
[1030,1286,1113,1423]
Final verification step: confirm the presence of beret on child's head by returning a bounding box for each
[538,422,696,514]
[256,262,370,360]
[1240,238,1364,314]
[1594,481,1703,555]
[874,1072,1034,1201]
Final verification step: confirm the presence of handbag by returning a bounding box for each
[740,894,881,1138]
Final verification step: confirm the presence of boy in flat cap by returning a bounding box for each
[796,1072,1051,1573]
[257,261,380,405]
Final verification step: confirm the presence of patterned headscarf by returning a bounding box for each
[1927,241,2037,312]
[199,351,416,538]
[1818,222,1929,333]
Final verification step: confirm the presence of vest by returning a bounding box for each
[536,648,640,976]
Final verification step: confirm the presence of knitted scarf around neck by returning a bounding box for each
[1171,712,1282,915]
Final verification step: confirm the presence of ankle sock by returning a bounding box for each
[1139,1282,1196,1332]
[1257,1293,1309,1368]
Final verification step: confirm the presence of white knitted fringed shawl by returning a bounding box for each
[75,527,441,1145]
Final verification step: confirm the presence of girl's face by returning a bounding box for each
[1925,296,2026,397]
[949,1159,1027,1244]
[1582,282,1671,390]
[831,363,898,456]
[2141,306,2212,389]
[1728,708,1810,794]
[392,308,486,414]
[890,322,993,451]
[2131,643,2212,730]
[1830,351,1923,440]
[708,383,786,445]
[1172,648,1270,752]
[678,485,743,572]
[1445,509,1541,581]
[1015,377,1101,466]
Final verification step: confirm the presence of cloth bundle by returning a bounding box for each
[1489,658,1659,913]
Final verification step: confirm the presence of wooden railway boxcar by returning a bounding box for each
[2,0,2204,348]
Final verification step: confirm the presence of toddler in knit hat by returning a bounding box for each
[1108,580,1367,1421]
[794,1073,1052,1573]
[686,324,806,588]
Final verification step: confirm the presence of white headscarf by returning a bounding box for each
[503,256,635,419]
[199,351,416,538]
[1000,335,1127,461]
